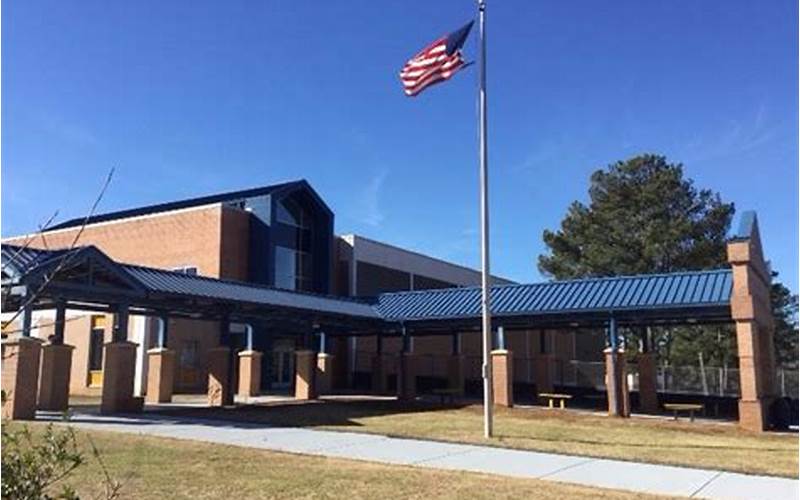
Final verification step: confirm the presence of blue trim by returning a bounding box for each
[49,180,306,231]
[608,316,618,350]
[731,210,757,241]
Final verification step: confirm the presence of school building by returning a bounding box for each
[0,180,781,432]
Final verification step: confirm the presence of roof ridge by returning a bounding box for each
[376,267,733,298]
[122,263,376,305]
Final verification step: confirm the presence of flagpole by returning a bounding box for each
[477,0,493,439]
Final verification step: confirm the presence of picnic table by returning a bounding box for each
[663,403,704,422]
[432,388,460,404]
[539,392,573,409]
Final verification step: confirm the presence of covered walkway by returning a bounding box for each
[1,211,778,431]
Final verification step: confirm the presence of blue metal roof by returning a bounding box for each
[374,270,733,322]
[124,265,380,319]
[2,244,733,325]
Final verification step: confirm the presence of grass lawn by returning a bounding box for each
[160,398,798,477]
[5,423,675,500]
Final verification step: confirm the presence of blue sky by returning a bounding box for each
[3,1,798,291]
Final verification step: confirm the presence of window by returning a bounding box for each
[274,246,312,291]
[276,198,310,228]
[88,315,105,372]
[171,266,198,276]
[179,341,201,369]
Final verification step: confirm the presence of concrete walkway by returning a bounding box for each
[40,411,797,500]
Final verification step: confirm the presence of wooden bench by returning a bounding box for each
[539,392,573,409]
[432,388,460,405]
[664,403,704,422]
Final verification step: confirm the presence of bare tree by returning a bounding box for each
[2,168,115,334]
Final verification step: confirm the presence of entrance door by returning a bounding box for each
[271,340,295,389]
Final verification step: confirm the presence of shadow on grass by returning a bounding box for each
[156,398,471,428]
[494,431,793,453]
[42,397,471,432]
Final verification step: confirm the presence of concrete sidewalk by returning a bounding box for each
[40,411,797,500]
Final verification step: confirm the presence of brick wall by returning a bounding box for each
[4,204,250,395]
[4,204,249,279]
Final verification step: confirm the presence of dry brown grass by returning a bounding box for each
[9,423,676,500]
[161,398,798,477]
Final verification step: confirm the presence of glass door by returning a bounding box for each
[271,340,295,389]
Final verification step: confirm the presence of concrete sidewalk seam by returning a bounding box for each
[410,447,478,466]
[689,470,723,498]
[310,435,390,454]
[536,457,596,479]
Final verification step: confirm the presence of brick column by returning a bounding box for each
[533,354,554,394]
[728,212,776,432]
[398,353,418,400]
[316,353,334,395]
[146,348,175,404]
[491,349,513,407]
[637,352,659,414]
[294,350,317,400]
[100,341,143,414]
[38,344,74,411]
[604,348,630,417]
[2,337,42,420]
[446,355,465,395]
[207,346,232,407]
[238,350,262,399]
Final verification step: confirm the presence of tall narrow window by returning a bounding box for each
[275,246,312,291]
[88,315,105,386]
[276,198,310,228]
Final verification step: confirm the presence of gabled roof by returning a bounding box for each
[1,244,145,293]
[374,269,733,322]
[48,180,306,231]
[1,245,77,280]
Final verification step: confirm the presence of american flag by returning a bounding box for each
[400,21,474,97]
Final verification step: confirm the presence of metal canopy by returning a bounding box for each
[1,244,382,333]
[375,269,733,333]
[2,244,734,336]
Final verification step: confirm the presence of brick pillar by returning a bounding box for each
[316,353,334,395]
[2,337,42,420]
[637,352,659,414]
[604,348,630,417]
[100,341,143,414]
[446,355,465,395]
[491,349,513,407]
[238,350,262,399]
[728,212,776,431]
[371,354,388,394]
[294,350,317,400]
[146,348,175,404]
[208,346,232,407]
[398,353,417,400]
[533,354,554,394]
[38,344,74,411]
